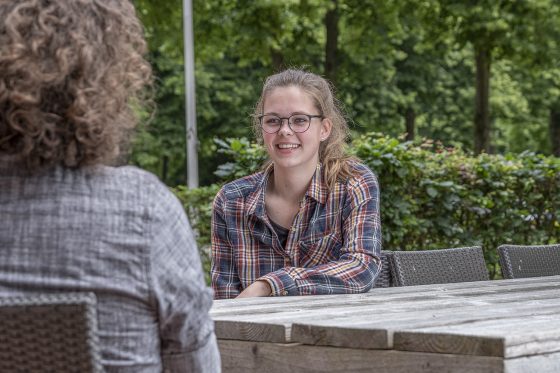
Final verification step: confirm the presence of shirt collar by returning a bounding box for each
[247,163,328,219]
[246,164,273,218]
[306,163,328,204]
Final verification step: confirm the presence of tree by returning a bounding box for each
[133,0,187,185]
[426,1,555,154]
[324,0,339,82]
[132,0,559,188]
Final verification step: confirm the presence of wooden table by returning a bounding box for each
[211,276,560,372]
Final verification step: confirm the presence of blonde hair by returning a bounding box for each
[252,69,357,189]
[0,0,152,171]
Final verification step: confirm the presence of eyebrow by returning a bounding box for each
[262,111,312,116]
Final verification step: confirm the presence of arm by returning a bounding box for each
[259,170,382,296]
[149,187,220,372]
[210,190,242,299]
[237,280,272,298]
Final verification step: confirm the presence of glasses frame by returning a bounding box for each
[258,113,323,134]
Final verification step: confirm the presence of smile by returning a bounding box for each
[276,144,300,149]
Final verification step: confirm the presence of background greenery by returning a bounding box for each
[131,1,560,280]
[133,0,560,186]
[175,134,560,279]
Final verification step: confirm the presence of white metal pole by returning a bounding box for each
[182,0,199,188]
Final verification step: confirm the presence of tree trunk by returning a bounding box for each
[324,0,339,83]
[270,49,284,72]
[405,107,415,141]
[550,105,560,156]
[162,155,169,184]
[474,47,491,154]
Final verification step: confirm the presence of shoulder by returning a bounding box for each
[345,161,379,189]
[215,171,265,202]
[90,165,180,211]
[89,164,162,186]
[336,161,380,210]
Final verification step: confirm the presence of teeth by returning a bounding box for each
[277,144,300,149]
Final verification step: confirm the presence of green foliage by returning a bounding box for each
[173,184,220,282]
[352,133,559,278]
[175,134,559,280]
[213,137,267,181]
[132,0,187,185]
[133,0,560,186]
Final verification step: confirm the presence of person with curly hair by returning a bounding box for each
[0,0,220,371]
[211,69,382,299]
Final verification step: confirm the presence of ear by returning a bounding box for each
[320,117,333,141]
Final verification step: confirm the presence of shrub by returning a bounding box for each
[173,183,220,283]
[174,134,560,279]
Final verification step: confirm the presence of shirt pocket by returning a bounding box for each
[297,232,342,268]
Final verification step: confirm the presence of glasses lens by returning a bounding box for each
[261,115,281,133]
[289,114,310,133]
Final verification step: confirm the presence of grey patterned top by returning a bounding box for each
[0,163,220,372]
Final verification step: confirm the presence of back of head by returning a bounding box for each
[0,0,152,172]
[253,69,355,188]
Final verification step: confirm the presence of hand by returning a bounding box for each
[236,280,272,298]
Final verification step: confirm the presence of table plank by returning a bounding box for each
[394,314,560,357]
[289,297,560,351]
[505,351,560,373]
[212,275,560,372]
[215,320,288,343]
[212,276,560,315]
[214,281,560,352]
[218,340,504,373]
[214,286,560,324]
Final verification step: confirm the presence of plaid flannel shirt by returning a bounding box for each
[211,162,382,299]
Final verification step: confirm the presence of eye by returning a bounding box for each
[263,115,281,125]
[291,115,309,125]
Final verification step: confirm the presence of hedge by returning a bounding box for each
[174,133,560,279]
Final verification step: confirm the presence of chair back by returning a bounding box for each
[0,292,104,373]
[498,244,560,279]
[390,246,489,286]
[374,251,395,288]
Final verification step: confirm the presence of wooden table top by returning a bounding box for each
[211,275,560,372]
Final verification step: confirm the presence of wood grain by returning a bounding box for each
[212,276,560,372]
[218,339,504,373]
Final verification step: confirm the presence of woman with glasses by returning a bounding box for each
[211,69,382,299]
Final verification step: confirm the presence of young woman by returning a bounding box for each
[0,1,219,370]
[211,69,382,299]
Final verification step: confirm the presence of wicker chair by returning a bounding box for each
[390,246,489,286]
[374,251,395,288]
[498,244,560,279]
[0,292,104,373]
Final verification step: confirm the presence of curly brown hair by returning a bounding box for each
[0,0,152,171]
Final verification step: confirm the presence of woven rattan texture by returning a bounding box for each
[374,251,395,288]
[390,246,489,286]
[498,244,560,279]
[0,293,104,373]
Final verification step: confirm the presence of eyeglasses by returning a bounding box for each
[258,113,323,134]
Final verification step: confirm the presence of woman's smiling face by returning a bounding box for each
[262,85,331,172]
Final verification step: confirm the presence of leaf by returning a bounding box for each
[426,186,439,198]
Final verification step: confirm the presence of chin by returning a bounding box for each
[273,158,315,170]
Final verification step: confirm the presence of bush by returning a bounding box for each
[173,183,220,283]
[174,134,560,279]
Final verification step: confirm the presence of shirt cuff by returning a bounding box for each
[259,270,298,296]
[162,334,221,373]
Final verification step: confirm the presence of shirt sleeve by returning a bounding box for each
[259,170,382,296]
[210,189,242,299]
[148,183,221,372]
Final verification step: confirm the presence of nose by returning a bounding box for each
[277,118,293,135]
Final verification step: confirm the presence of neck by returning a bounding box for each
[268,161,318,202]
